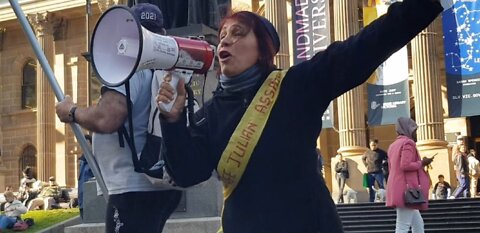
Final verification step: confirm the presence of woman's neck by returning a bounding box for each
[219,65,264,93]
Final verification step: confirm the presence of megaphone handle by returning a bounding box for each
[157,72,179,113]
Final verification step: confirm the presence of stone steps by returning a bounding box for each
[338,198,480,232]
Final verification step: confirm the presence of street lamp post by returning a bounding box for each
[86,0,91,107]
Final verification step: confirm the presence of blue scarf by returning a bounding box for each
[219,65,263,93]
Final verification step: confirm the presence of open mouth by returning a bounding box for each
[218,51,232,60]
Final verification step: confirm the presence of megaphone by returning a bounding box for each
[90,5,215,87]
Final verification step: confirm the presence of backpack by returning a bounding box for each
[119,69,195,189]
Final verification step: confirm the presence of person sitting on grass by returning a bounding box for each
[27,176,61,211]
[0,186,13,211]
[17,167,36,204]
[0,191,27,230]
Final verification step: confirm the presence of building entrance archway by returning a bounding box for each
[19,145,37,179]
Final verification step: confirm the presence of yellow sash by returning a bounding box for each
[216,70,287,233]
[217,69,287,199]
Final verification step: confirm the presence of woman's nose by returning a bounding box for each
[219,36,232,47]
[221,33,241,47]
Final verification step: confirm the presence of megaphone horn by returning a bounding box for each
[90,5,214,87]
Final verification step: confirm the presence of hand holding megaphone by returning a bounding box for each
[156,72,187,122]
[154,69,192,112]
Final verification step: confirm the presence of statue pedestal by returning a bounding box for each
[83,180,107,223]
[167,24,218,45]
[82,176,223,223]
[171,177,223,219]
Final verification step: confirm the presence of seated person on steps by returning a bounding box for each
[432,174,451,200]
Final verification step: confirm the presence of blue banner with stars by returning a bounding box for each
[442,1,480,117]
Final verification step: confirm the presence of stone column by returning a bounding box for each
[264,0,290,69]
[0,136,4,191]
[334,0,366,156]
[412,20,447,149]
[0,28,4,188]
[97,0,119,13]
[0,27,5,51]
[27,12,60,181]
[252,0,260,13]
[411,19,451,184]
[332,0,370,202]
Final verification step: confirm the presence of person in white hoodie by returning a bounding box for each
[467,149,480,197]
[0,191,27,230]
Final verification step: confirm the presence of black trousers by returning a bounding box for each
[105,190,182,233]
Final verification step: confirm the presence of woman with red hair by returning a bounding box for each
[157,1,452,232]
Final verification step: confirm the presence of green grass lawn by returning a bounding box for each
[4,208,79,233]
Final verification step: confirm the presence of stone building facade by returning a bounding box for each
[0,0,106,189]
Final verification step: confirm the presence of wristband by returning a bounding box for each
[69,105,77,123]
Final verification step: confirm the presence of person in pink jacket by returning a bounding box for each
[386,117,433,233]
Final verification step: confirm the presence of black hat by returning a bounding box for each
[225,11,280,54]
[257,15,280,54]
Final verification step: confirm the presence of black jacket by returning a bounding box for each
[335,160,349,179]
[161,1,442,232]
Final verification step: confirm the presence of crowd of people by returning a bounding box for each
[0,167,65,231]
[336,116,475,232]
[16,167,62,210]
[4,167,68,210]
[335,133,480,201]
[450,143,480,198]
[331,115,479,233]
